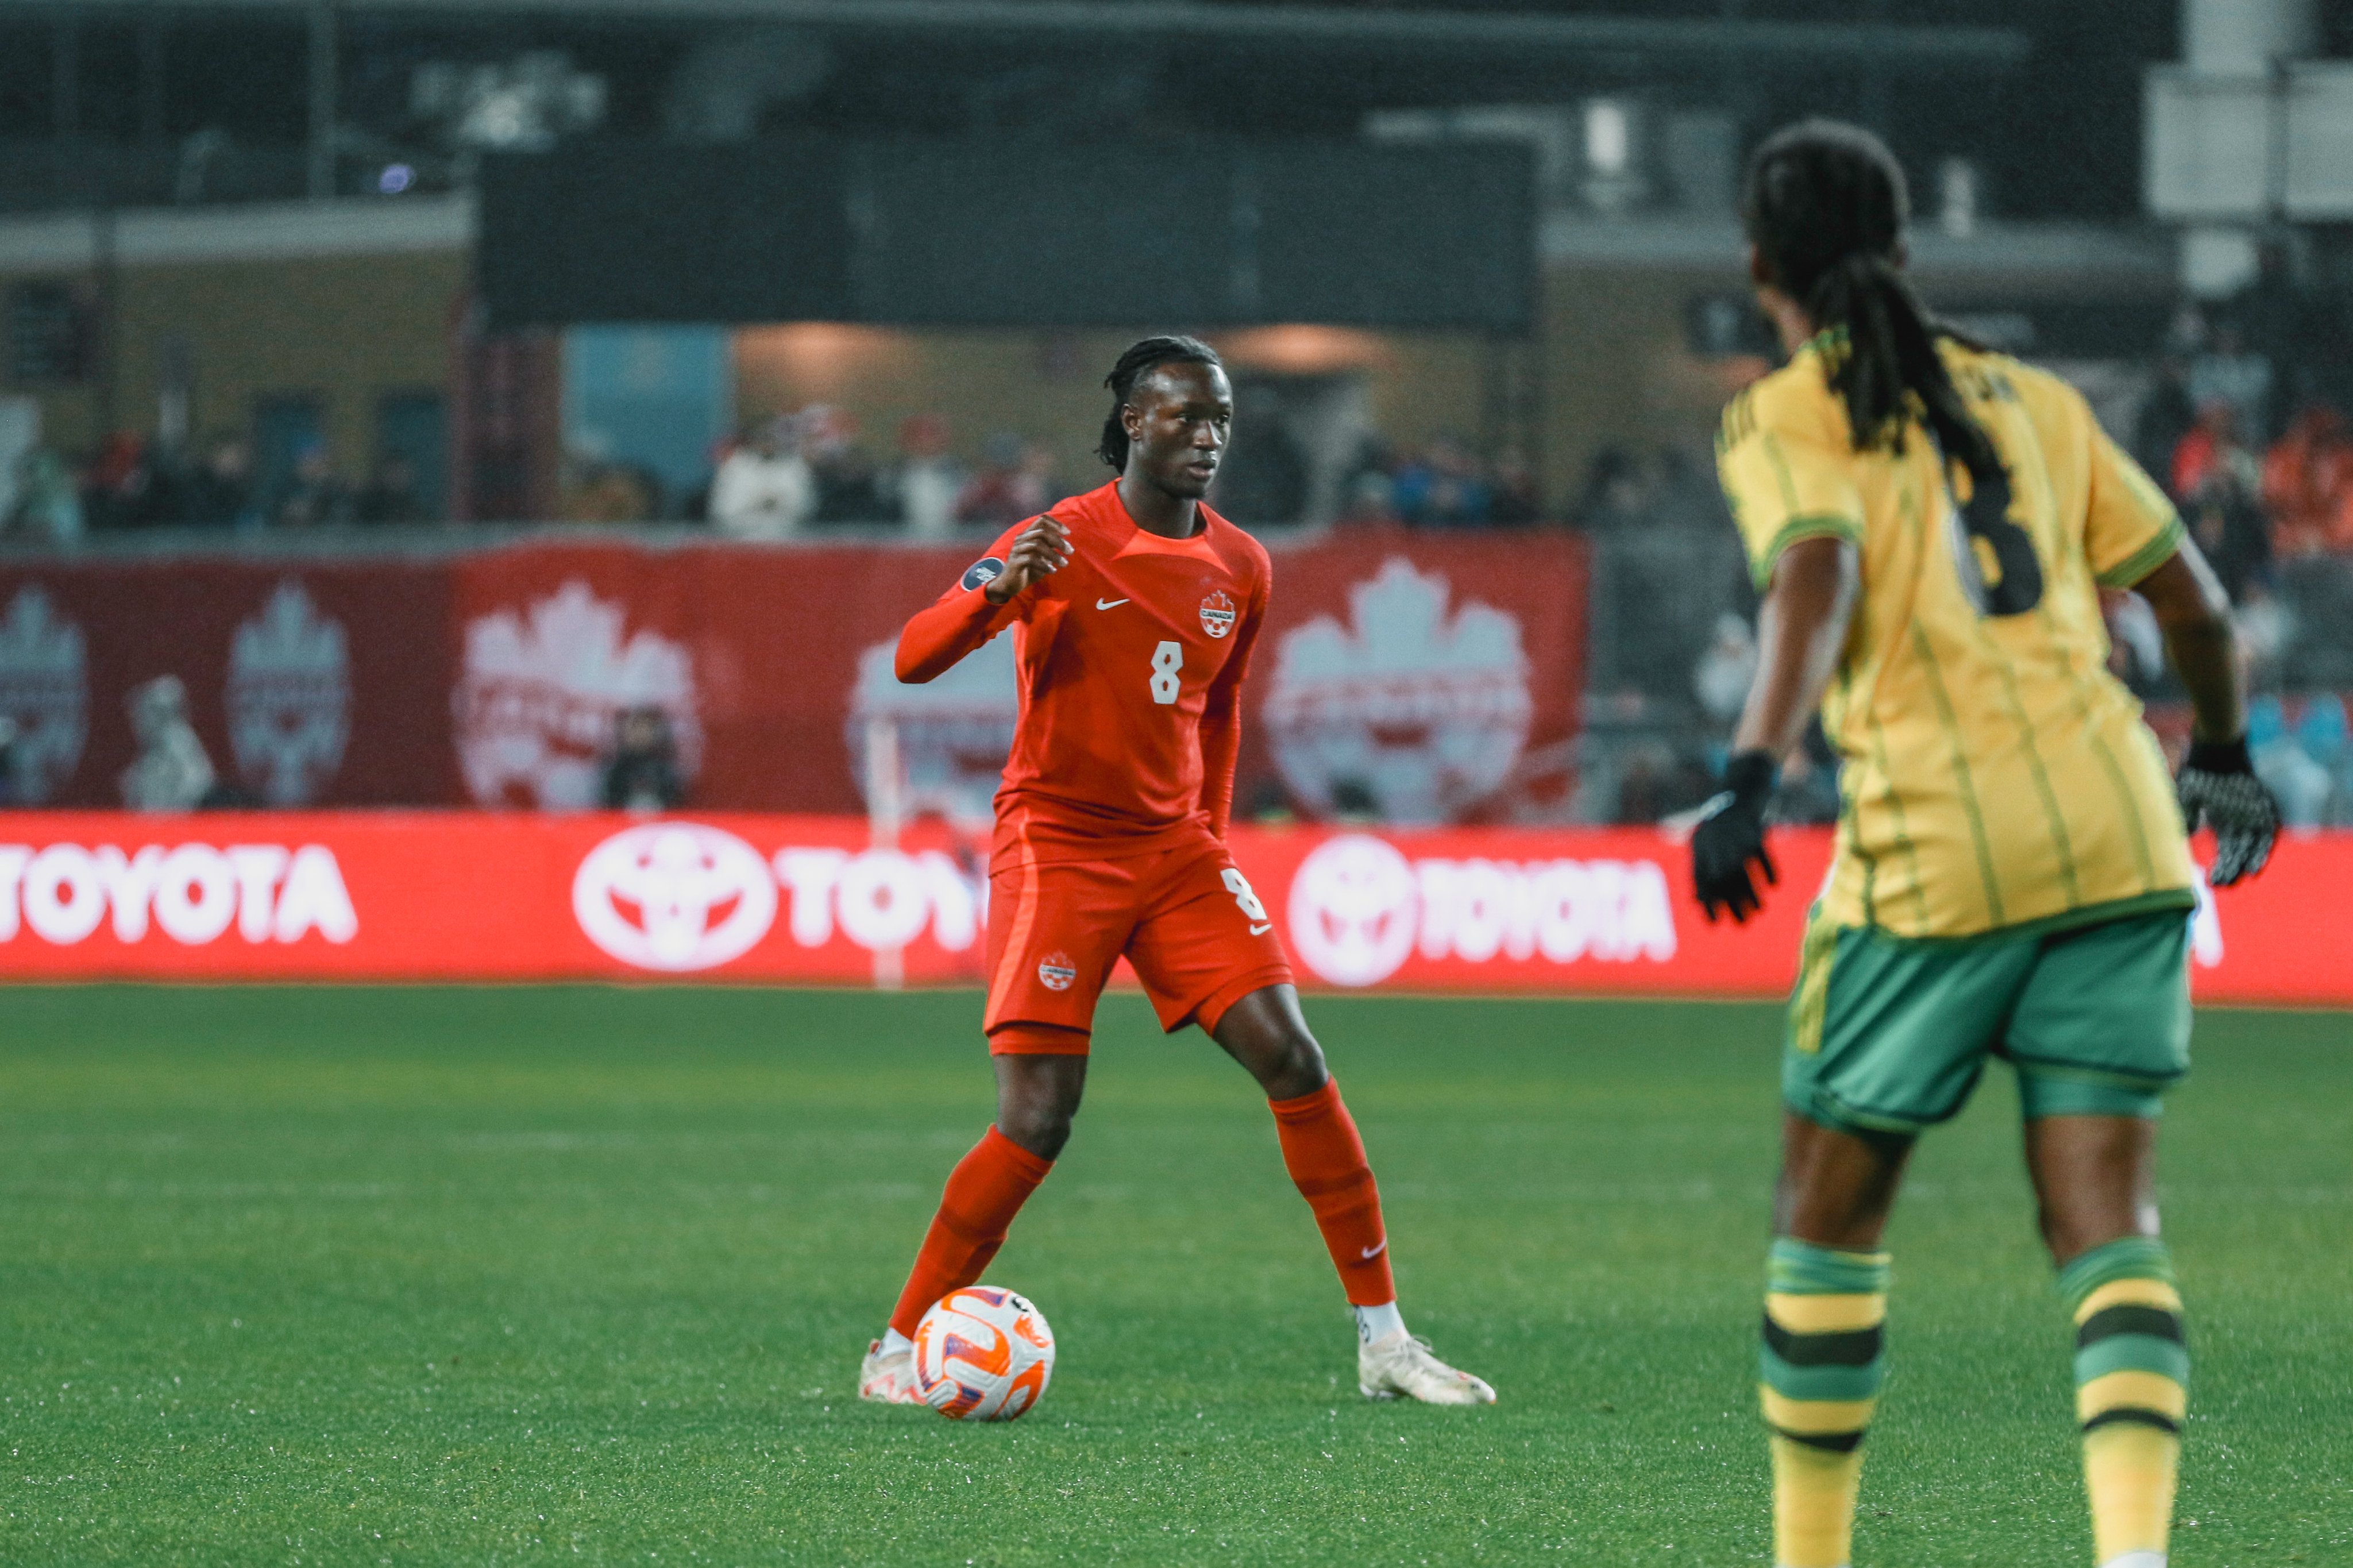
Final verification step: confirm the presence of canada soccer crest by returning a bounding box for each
[1036,951,1077,991]
[1199,590,1236,639]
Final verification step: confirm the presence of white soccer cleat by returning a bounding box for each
[858,1338,924,1405]
[1357,1330,1496,1405]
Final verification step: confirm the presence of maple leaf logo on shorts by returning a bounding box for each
[1036,952,1077,991]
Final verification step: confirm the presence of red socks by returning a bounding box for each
[888,1125,1054,1338]
[1269,1079,1397,1306]
[887,1083,1393,1339]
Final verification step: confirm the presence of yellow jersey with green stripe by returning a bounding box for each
[1715,336,2195,939]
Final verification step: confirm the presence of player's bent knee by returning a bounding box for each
[1201,984,1329,1100]
[1277,1026,1328,1083]
[1243,1024,1328,1100]
[990,1043,1086,1160]
[994,1077,1079,1159]
[997,1106,1074,1161]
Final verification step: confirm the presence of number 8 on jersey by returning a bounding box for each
[1150,640,1183,705]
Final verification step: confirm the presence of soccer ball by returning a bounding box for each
[911,1286,1055,1421]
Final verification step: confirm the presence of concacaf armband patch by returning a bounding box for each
[961,557,1006,593]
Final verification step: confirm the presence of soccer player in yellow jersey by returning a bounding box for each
[1700,121,2280,1568]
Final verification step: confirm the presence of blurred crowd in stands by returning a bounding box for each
[0,400,1556,541]
[2099,304,2353,827]
[10,299,2350,566]
[1574,299,2353,829]
[2129,319,2353,597]
[1325,440,1545,530]
[685,408,1074,539]
[612,407,1548,538]
[0,427,434,539]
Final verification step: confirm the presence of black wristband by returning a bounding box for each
[2186,735,2253,775]
[1721,749,1780,808]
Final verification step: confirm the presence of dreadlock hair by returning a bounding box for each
[1741,119,2000,490]
[1097,335,1224,470]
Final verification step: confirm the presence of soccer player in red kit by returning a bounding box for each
[858,337,1494,1407]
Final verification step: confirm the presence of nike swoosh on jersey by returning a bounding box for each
[1095,597,1129,609]
[1360,1239,1388,1260]
[1249,922,1272,936]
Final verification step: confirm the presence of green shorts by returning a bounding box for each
[1784,905,2193,1137]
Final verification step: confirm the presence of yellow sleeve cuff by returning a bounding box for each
[2093,515,2186,590]
[1751,513,1865,590]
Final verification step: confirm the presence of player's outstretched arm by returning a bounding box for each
[2131,540,2280,885]
[1692,535,1859,923]
[895,515,1072,684]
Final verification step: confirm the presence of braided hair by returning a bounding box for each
[1097,335,1224,470]
[1741,119,1999,489]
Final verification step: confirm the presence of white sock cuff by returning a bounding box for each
[2097,1554,2165,1568]
[1353,1301,1406,1345]
[881,1326,913,1357]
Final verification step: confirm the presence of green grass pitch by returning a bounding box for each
[0,986,2344,1565]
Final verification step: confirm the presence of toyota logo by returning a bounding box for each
[573,823,777,972]
[1287,835,1417,987]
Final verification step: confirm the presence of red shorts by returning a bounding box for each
[984,831,1292,1053]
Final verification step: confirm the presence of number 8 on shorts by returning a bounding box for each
[1221,867,1267,921]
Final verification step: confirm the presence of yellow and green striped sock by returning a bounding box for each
[2061,1237,2186,1567]
[1760,1238,1890,1568]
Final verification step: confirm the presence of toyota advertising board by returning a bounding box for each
[0,813,2337,1007]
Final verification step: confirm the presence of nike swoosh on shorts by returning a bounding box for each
[1249,922,1272,935]
[1096,597,1128,609]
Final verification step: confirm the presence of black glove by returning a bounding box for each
[2177,733,2279,887]
[1692,750,1780,924]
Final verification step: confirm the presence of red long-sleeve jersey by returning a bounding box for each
[896,480,1271,867]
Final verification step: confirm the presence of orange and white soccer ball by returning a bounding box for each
[910,1286,1055,1421]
